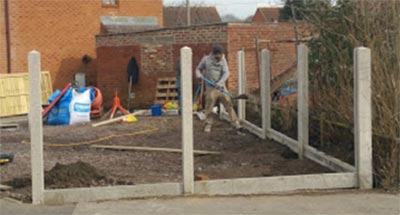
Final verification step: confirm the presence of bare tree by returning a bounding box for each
[164,1,222,27]
[221,14,242,22]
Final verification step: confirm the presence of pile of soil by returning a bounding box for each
[2,161,133,202]
[45,161,134,188]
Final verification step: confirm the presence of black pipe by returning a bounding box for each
[4,0,11,73]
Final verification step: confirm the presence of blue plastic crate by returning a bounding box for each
[151,104,162,116]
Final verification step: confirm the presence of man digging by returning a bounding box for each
[196,44,243,134]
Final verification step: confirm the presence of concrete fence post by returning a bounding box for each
[297,44,309,159]
[261,49,271,138]
[237,50,246,121]
[180,46,194,194]
[28,50,44,204]
[354,47,373,189]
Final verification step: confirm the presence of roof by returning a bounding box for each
[96,22,292,37]
[100,16,159,33]
[254,7,281,22]
[163,7,221,27]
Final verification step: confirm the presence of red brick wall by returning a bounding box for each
[96,24,228,47]
[96,24,228,107]
[96,45,144,107]
[2,0,163,89]
[252,11,266,23]
[96,23,303,107]
[227,23,300,92]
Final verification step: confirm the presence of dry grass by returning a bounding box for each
[301,0,399,189]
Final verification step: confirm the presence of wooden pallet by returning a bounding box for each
[0,71,53,117]
[154,77,178,105]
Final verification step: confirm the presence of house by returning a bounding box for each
[163,7,221,27]
[252,7,281,23]
[96,22,305,108]
[0,0,163,90]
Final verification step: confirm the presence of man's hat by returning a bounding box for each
[212,44,224,54]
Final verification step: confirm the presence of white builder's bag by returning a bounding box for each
[69,89,91,125]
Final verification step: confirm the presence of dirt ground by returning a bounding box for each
[0,114,331,202]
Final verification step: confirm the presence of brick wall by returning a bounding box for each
[96,24,228,107]
[96,22,304,107]
[252,11,266,23]
[2,0,163,89]
[96,24,228,47]
[227,23,301,92]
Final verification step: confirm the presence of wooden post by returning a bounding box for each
[237,50,246,121]
[261,49,271,138]
[29,50,44,204]
[354,47,373,189]
[297,44,309,160]
[180,46,194,194]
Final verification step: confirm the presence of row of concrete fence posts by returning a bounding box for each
[294,45,372,188]
[28,45,373,204]
[177,45,373,191]
[236,44,372,189]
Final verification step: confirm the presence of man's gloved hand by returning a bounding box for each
[216,81,224,90]
[196,73,204,79]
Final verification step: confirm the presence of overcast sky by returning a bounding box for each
[163,0,284,19]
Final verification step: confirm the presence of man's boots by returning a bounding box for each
[204,123,212,132]
[234,120,245,136]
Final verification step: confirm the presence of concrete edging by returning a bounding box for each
[43,183,183,205]
[42,173,357,205]
[242,120,264,139]
[267,129,299,153]
[305,145,356,173]
[194,173,356,195]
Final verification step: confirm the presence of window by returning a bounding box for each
[102,0,119,8]
[102,0,117,4]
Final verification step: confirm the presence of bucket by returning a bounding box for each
[151,104,162,116]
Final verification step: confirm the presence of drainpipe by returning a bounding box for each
[4,0,11,73]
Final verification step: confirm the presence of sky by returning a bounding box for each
[163,0,285,20]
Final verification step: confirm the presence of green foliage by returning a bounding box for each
[279,0,326,21]
[280,0,306,21]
